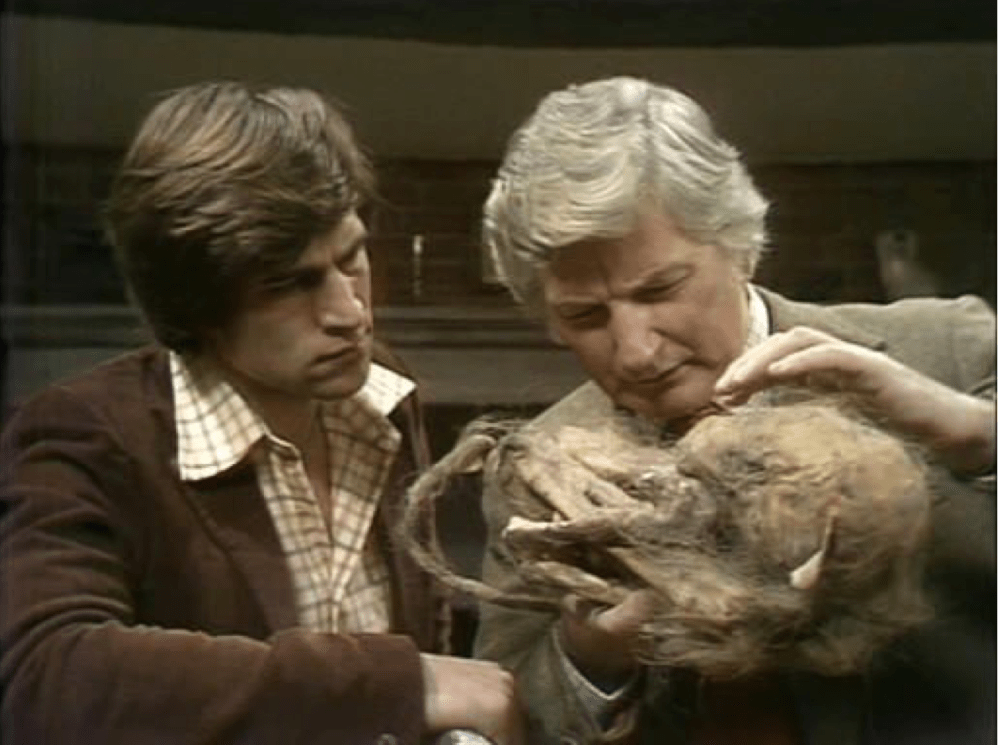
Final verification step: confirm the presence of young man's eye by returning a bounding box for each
[261,270,319,295]
[259,276,297,294]
[300,271,327,289]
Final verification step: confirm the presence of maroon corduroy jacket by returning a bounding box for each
[0,342,447,745]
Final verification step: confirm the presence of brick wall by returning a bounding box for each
[3,145,995,308]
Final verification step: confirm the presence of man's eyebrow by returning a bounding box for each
[258,265,314,286]
[550,265,691,302]
[622,264,692,291]
[285,228,368,272]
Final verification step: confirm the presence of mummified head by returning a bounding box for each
[492,398,932,678]
[399,395,932,679]
[653,402,932,677]
[675,403,929,596]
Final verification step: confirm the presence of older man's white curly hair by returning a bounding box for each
[483,76,770,316]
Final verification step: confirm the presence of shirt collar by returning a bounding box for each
[171,352,415,481]
[746,284,770,350]
[354,361,416,416]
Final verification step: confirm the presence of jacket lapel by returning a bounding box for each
[184,466,300,632]
[143,347,300,633]
[379,400,444,651]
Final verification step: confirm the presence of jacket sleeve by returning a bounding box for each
[0,386,427,745]
[920,295,996,576]
[948,294,997,402]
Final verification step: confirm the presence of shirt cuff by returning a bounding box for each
[552,626,641,728]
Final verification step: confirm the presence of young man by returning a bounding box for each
[475,77,995,744]
[0,82,522,745]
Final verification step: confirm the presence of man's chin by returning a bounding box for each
[616,386,712,426]
[311,359,371,401]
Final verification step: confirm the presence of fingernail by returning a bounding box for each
[563,595,581,616]
[715,373,737,392]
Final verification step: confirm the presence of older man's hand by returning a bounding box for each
[714,326,995,475]
[557,590,659,689]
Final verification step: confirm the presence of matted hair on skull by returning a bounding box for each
[483,76,770,317]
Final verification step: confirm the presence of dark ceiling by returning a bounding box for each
[7,0,997,48]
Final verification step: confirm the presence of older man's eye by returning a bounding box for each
[636,282,681,302]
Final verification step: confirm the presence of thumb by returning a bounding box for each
[592,589,659,634]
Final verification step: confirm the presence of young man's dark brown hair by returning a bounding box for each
[105,82,375,352]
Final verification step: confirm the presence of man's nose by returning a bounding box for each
[610,306,662,378]
[316,271,366,334]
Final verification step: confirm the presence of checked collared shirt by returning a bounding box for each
[171,352,415,634]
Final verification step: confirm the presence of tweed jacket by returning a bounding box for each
[474,288,996,745]
[0,342,446,745]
